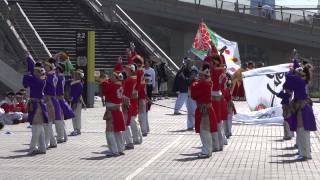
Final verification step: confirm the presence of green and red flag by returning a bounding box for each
[191,22,241,74]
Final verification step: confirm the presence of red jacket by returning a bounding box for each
[123,76,138,124]
[191,80,218,133]
[101,80,126,132]
[0,100,15,113]
[127,51,137,64]
[16,102,27,113]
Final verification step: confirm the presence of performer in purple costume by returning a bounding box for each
[268,81,294,141]
[55,63,75,143]
[23,56,48,155]
[285,62,316,161]
[70,69,84,136]
[43,59,60,148]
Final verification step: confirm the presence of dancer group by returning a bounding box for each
[176,43,237,158]
[23,52,83,155]
[100,44,151,157]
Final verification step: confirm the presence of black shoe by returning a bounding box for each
[198,153,210,159]
[283,137,292,140]
[296,155,308,161]
[119,152,125,155]
[106,153,120,158]
[57,140,64,144]
[142,133,148,137]
[125,145,134,150]
[187,128,194,131]
[48,145,57,148]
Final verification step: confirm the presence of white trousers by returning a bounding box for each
[224,113,233,137]
[29,125,46,153]
[212,122,226,150]
[139,112,148,134]
[212,132,220,151]
[174,93,188,113]
[200,128,212,156]
[72,102,82,131]
[130,116,143,144]
[44,122,57,147]
[146,112,150,133]
[55,120,68,142]
[220,121,228,145]
[106,131,125,154]
[186,97,196,129]
[297,127,311,158]
[284,121,294,138]
[124,126,134,145]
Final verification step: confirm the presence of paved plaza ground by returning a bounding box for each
[0,98,320,180]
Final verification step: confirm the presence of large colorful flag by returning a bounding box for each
[242,63,290,111]
[191,22,241,74]
[233,63,291,124]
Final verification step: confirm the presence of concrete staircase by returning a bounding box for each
[11,0,133,70]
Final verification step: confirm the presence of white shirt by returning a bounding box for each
[144,67,156,88]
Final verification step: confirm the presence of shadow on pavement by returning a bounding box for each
[271,153,297,158]
[164,114,186,116]
[273,139,286,142]
[12,149,30,153]
[92,150,109,154]
[168,129,189,133]
[269,159,307,164]
[175,157,199,162]
[273,146,297,150]
[192,146,202,149]
[0,154,36,159]
[180,153,199,156]
[81,156,109,160]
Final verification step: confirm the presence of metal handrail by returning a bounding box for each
[13,2,51,58]
[180,0,320,30]
[5,19,29,55]
[85,0,179,75]
[114,4,179,71]
[0,0,29,58]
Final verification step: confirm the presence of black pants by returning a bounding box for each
[146,84,153,99]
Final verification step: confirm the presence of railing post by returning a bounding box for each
[235,0,239,13]
[311,16,314,34]
[215,0,218,9]
[243,5,246,14]
[303,10,306,26]
[280,6,283,22]
[288,14,291,27]
[219,0,223,13]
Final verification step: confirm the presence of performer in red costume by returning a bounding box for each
[191,64,218,158]
[122,63,142,149]
[219,65,229,145]
[133,56,149,137]
[0,92,15,113]
[127,42,137,65]
[222,75,237,138]
[101,70,126,157]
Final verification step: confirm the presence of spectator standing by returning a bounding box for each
[157,62,168,99]
[172,58,192,115]
[144,60,156,101]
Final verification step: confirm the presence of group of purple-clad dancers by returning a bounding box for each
[270,55,317,161]
[23,54,84,155]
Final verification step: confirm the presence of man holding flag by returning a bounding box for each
[190,22,241,151]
